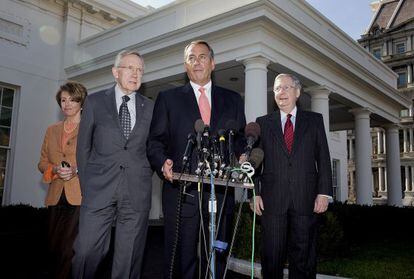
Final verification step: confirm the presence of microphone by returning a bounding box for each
[182,133,196,167]
[249,148,264,169]
[218,129,226,161]
[202,125,210,154]
[244,122,261,158]
[211,135,220,176]
[194,119,207,176]
[194,119,205,152]
[225,120,238,167]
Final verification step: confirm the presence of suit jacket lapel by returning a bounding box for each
[103,86,125,142]
[130,92,144,138]
[291,108,309,156]
[56,121,64,154]
[183,83,202,125]
[269,111,291,156]
[210,85,223,131]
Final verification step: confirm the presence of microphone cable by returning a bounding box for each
[198,179,209,279]
[168,167,190,279]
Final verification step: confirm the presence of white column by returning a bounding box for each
[382,41,388,56]
[408,64,413,84]
[405,166,410,192]
[384,167,388,192]
[350,108,373,205]
[384,124,403,206]
[411,166,414,192]
[383,132,387,154]
[307,87,331,135]
[403,128,408,153]
[243,57,270,123]
[378,167,384,192]
[377,131,382,154]
[349,138,354,159]
[410,128,413,152]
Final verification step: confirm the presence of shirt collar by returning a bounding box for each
[280,106,297,119]
[190,80,212,94]
[115,84,136,102]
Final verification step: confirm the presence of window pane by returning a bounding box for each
[2,88,14,107]
[396,43,405,54]
[0,127,10,146]
[0,107,12,126]
[398,72,407,87]
[373,49,381,59]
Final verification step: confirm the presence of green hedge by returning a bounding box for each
[231,202,414,261]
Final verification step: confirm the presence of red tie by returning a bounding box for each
[284,114,293,153]
[198,87,211,125]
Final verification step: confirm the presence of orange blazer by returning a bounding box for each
[38,121,81,206]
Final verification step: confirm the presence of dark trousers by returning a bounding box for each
[48,191,80,279]
[72,180,149,279]
[261,210,319,279]
[163,186,233,279]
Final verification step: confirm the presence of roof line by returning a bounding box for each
[386,0,404,29]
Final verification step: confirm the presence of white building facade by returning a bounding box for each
[1,0,410,220]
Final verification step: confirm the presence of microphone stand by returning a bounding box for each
[208,161,216,279]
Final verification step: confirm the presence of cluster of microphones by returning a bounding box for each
[181,119,264,183]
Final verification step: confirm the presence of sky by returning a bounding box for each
[131,0,376,40]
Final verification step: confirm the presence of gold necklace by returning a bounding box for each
[63,120,79,134]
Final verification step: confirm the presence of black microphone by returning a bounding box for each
[202,125,210,154]
[218,129,226,161]
[244,122,261,158]
[210,135,220,176]
[194,119,206,176]
[194,119,205,152]
[225,120,238,167]
[182,133,196,166]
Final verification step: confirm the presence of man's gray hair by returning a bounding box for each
[274,73,302,91]
[184,40,215,61]
[114,50,144,68]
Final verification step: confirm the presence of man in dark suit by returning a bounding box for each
[252,73,332,279]
[72,50,154,278]
[147,40,246,279]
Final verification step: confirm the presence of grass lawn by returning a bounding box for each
[318,239,414,279]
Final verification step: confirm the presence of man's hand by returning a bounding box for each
[314,194,329,213]
[238,153,248,164]
[162,159,174,182]
[250,195,264,216]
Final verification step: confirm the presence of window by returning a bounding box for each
[332,159,340,201]
[372,48,381,59]
[397,72,407,87]
[400,109,409,117]
[395,42,406,54]
[0,86,15,204]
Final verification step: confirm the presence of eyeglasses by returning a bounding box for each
[186,54,210,64]
[117,65,143,74]
[274,85,296,93]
